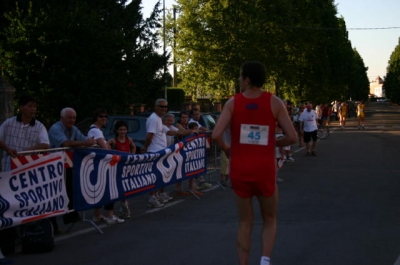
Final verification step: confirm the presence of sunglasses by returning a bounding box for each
[98,115,108,118]
[158,105,168,109]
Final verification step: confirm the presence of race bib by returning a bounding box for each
[240,124,269,146]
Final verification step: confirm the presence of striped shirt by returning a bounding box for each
[0,115,49,171]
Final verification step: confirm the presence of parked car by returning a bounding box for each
[200,113,216,130]
[137,111,216,130]
[75,115,147,154]
[208,111,221,122]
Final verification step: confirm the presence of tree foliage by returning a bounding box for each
[384,37,400,103]
[349,49,370,101]
[167,0,369,105]
[0,0,167,125]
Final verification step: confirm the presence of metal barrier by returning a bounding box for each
[170,131,225,199]
[204,131,225,190]
[4,134,224,232]
[10,147,104,234]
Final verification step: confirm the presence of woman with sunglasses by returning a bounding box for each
[88,108,125,225]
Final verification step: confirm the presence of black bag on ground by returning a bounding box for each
[21,218,55,254]
[0,227,16,255]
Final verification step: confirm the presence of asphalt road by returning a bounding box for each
[7,101,400,265]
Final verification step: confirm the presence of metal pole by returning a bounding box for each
[173,7,177,88]
[163,0,167,100]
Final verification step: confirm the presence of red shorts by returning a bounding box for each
[231,177,276,198]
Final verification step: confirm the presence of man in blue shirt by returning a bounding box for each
[48,107,95,148]
[48,107,95,225]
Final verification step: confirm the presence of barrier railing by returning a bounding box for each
[204,131,225,190]
[170,131,224,199]
[8,147,104,234]
[0,133,212,233]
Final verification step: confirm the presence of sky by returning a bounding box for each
[141,0,400,82]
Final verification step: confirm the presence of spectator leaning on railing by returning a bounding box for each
[48,107,96,227]
[0,95,50,261]
[142,99,196,208]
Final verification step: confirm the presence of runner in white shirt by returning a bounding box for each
[298,103,318,156]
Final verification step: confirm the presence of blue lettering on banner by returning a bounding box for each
[72,134,208,211]
[0,152,69,229]
[9,161,63,192]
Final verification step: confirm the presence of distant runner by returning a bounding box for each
[357,101,366,129]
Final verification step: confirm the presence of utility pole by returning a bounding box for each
[173,6,177,87]
[163,0,167,100]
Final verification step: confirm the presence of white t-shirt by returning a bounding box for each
[166,125,178,147]
[147,113,169,153]
[298,110,318,132]
[188,118,200,127]
[88,125,107,145]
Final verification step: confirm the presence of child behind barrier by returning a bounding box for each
[107,120,136,219]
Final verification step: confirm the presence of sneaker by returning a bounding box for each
[119,201,131,219]
[159,192,173,202]
[193,183,201,190]
[260,256,271,265]
[105,215,125,225]
[147,197,164,208]
[199,182,212,189]
[93,215,106,223]
[156,194,168,203]
[285,156,295,162]
[277,158,284,169]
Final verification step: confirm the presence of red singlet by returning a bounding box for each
[230,92,276,197]
[115,137,130,153]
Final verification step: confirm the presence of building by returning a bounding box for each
[369,76,385,98]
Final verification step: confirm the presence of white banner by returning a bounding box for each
[0,151,69,229]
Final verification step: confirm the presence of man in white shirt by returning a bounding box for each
[189,108,208,132]
[298,103,318,156]
[142,99,195,208]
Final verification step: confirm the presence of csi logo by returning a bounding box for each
[246,103,258,110]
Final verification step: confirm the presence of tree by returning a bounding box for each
[0,0,167,125]
[168,0,361,106]
[384,37,400,103]
[349,49,369,101]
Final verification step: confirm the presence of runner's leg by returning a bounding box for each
[257,189,278,259]
[235,195,254,265]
